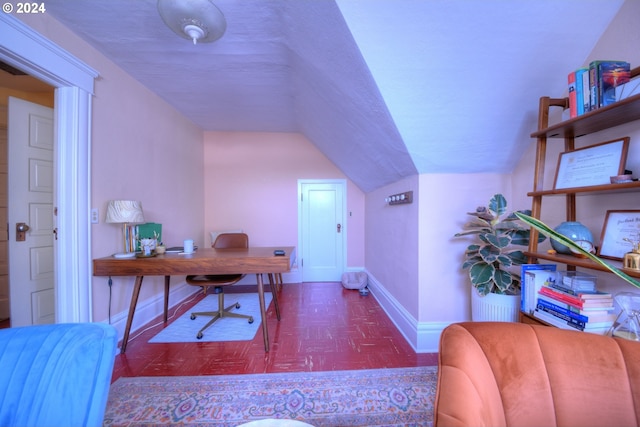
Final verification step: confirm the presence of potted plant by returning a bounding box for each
[454,194,544,321]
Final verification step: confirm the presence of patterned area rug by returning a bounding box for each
[104,366,437,427]
[149,293,272,343]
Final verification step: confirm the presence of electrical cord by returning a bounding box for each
[108,276,113,324]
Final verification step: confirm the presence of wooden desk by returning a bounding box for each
[93,247,295,353]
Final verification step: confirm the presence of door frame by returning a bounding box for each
[297,179,347,282]
[0,14,98,322]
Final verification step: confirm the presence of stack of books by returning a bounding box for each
[521,264,556,314]
[567,60,630,118]
[532,271,616,335]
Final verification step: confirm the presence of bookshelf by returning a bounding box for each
[521,65,640,326]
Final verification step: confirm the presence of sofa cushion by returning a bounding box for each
[435,322,640,427]
[0,323,117,427]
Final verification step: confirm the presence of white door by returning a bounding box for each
[8,97,55,326]
[299,180,346,282]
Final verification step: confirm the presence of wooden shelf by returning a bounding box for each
[524,251,640,279]
[520,311,549,326]
[531,66,640,139]
[531,93,640,139]
[524,67,640,329]
[528,181,640,197]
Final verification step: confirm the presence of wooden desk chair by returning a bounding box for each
[186,232,254,339]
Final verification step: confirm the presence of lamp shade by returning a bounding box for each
[105,200,145,224]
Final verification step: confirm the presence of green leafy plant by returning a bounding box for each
[514,212,640,290]
[454,194,544,296]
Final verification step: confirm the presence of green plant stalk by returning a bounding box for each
[515,212,640,290]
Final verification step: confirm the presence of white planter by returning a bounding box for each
[471,291,520,322]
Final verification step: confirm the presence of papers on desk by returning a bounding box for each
[166,246,198,253]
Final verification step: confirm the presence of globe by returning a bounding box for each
[551,221,594,254]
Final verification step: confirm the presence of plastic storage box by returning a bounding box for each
[557,271,597,292]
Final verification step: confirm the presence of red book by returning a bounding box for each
[568,71,577,118]
[539,286,613,310]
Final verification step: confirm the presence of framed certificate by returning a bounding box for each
[598,210,640,260]
[554,137,629,189]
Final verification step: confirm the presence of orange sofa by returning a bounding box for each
[435,322,640,427]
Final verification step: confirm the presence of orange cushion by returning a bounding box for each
[435,322,640,427]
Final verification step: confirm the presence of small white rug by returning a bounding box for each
[149,292,272,343]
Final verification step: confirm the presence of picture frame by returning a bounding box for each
[554,137,630,190]
[598,210,640,260]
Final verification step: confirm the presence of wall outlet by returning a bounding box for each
[91,208,99,224]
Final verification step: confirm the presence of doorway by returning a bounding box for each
[0,14,97,323]
[0,62,55,326]
[298,179,346,282]
[8,97,55,326]
[0,110,6,323]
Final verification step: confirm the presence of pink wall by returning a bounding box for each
[15,0,637,345]
[419,173,512,323]
[203,131,365,268]
[17,13,205,322]
[365,175,420,316]
[89,66,204,322]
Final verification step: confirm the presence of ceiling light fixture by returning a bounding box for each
[157,0,227,45]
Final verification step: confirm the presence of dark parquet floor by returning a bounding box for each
[110,282,438,382]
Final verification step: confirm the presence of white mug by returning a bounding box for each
[183,239,194,254]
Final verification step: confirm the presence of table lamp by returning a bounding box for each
[106,200,145,255]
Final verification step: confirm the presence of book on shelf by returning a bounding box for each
[576,67,589,115]
[589,60,630,110]
[538,285,613,310]
[536,296,616,326]
[543,275,611,299]
[521,264,556,314]
[546,283,612,299]
[599,61,630,107]
[589,60,601,110]
[532,309,611,335]
[568,71,577,118]
[537,299,587,328]
[537,293,615,319]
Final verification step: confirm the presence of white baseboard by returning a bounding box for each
[365,270,447,353]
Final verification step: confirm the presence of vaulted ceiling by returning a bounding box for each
[41,0,625,192]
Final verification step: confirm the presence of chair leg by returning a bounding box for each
[191,310,222,340]
[190,291,254,339]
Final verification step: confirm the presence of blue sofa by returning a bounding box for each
[0,322,117,427]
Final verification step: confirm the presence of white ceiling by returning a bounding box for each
[39,0,625,192]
